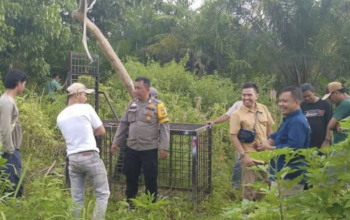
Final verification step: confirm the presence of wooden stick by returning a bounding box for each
[45,160,56,176]
[72,0,135,98]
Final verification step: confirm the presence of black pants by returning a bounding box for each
[1,150,23,198]
[125,147,158,203]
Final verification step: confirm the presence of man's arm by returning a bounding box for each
[157,102,170,159]
[206,114,229,125]
[159,122,170,160]
[323,102,350,147]
[274,121,308,150]
[322,117,338,147]
[159,122,170,151]
[88,105,105,136]
[52,80,63,91]
[231,135,255,167]
[259,121,308,151]
[229,112,255,167]
[325,101,333,125]
[266,125,273,139]
[94,125,106,136]
[258,133,276,151]
[267,138,275,146]
[112,111,129,148]
[323,101,334,142]
[206,101,241,125]
[0,104,15,154]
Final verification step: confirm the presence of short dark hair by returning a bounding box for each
[280,86,302,101]
[338,88,346,94]
[52,73,58,78]
[135,77,151,88]
[300,83,315,92]
[242,82,259,93]
[4,69,29,89]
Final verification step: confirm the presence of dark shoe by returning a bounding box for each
[127,200,136,210]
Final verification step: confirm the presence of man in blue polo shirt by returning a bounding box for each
[258,86,311,197]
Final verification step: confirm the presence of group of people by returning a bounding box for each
[207,81,350,200]
[56,77,170,219]
[1,68,350,218]
[0,70,170,219]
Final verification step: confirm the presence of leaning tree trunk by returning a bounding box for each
[72,0,135,98]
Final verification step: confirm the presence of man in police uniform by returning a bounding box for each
[111,78,170,209]
[113,87,159,181]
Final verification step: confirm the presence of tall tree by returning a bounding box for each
[0,0,79,83]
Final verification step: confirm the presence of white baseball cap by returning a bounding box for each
[67,83,95,95]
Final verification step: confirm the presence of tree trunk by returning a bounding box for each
[72,0,135,98]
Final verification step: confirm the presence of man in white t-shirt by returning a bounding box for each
[57,83,110,220]
[206,101,243,189]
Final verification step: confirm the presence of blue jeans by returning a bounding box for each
[1,149,23,198]
[231,152,242,189]
[68,151,110,220]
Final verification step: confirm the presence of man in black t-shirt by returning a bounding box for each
[300,83,333,149]
[300,84,333,190]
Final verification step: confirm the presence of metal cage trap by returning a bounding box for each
[66,51,212,204]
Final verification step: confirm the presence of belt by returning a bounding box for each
[76,150,97,156]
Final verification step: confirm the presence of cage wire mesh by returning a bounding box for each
[66,51,212,204]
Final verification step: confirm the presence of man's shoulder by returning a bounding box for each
[232,100,243,107]
[340,98,350,107]
[257,103,269,111]
[151,97,163,105]
[318,99,332,107]
[125,99,137,109]
[231,107,243,117]
[79,103,95,111]
[300,101,307,108]
[150,98,167,109]
[50,79,58,86]
[291,114,309,127]
[0,94,15,109]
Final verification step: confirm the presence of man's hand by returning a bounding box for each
[205,121,214,126]
[257,142,273,151]
[321,141,329,148]
[253,142,260,151]
[159,150,167,160]
[336,124,344,133]
[111,144,118,155]
[242,155,255,167]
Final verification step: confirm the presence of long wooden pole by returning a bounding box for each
[72,0,135,98]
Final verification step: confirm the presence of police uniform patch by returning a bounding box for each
[157,102,169,124]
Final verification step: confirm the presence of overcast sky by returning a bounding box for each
[190,0,204,10]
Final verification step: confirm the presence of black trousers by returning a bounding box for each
[1,150,23,198]
[125,147,158,202]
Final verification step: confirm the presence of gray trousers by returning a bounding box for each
[68,151,110,220]
[231,152,242,189]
